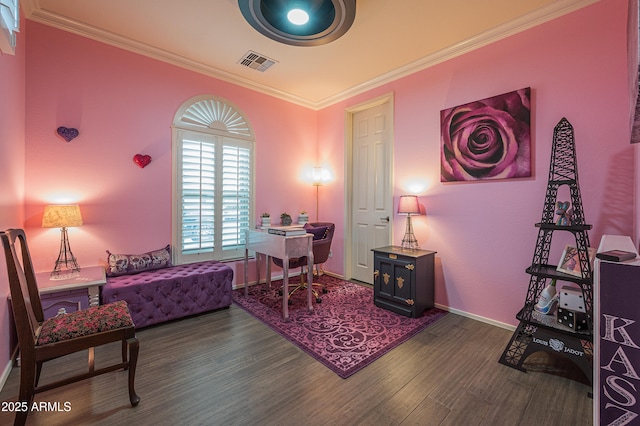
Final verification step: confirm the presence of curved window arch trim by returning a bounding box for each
[173,94,254,140]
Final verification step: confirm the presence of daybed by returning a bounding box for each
[101,246,233,328]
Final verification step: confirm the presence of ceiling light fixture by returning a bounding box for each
[287,8,309,25]
[238,0,356,47]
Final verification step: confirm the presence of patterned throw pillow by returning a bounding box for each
[106,245,171,277]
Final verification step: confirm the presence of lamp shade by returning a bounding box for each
[397,195,420,215]
[312,167,330,186]
[42,205,83,228]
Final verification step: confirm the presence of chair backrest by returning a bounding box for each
[308,222,335,265]
[1,229,44,353]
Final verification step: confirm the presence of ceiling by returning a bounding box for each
[22,0,597,109]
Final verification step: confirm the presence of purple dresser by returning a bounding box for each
[595,235,640,425]
[102,260,233,328]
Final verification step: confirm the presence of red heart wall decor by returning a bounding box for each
[56,126,79,142]
[133,154,152,168]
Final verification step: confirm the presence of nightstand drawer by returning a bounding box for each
[40,288,88,319]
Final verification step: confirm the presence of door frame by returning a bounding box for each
[344,92,395,281]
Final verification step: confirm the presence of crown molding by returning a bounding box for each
[23,0,598,111]
[23,0,319,109]
[315,0,600,109]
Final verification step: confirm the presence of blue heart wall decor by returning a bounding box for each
[56,126,79,142]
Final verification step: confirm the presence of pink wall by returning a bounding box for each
[0,15,26,375]
[23,21,318,282]
[0,0,635,382]
[319,0,635,326]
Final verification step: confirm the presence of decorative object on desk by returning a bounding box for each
[56,126,79,142]
[312,166,330,220]
[42,204,83,278]
[267,225,306,236]
[556,244,597,277]
[596,249,637,262]
[280,212,292,226]
[233,275,447,378]
[133,154,152,168]
[260,212,271,228]
[534,278,557,315]
[555,201,573,226]
[440,87,531,182]
[298,210,309,224]
[397,195,421,249]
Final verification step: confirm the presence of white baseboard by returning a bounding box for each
[321,272,516,331]
[0,359,12,394]
[435,303,516,331]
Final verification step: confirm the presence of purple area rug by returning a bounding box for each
[232,275,447,378]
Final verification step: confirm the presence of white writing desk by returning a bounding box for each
[244,229,314,319]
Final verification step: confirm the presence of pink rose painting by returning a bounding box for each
[440,87,531,182]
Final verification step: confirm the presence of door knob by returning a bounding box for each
[380,216,389,223]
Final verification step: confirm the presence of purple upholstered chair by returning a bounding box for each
[273,222,335,303]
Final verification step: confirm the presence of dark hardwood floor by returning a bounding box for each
[0,302,592,425]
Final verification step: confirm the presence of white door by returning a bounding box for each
[349,97,393,283]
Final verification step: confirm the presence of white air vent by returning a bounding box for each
[238,51,277,72]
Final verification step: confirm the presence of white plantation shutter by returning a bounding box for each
[172,96,254,264]
[221,144,251,252]
[0,0,19,54]
[175,132,253,262]
[181,138,215,253]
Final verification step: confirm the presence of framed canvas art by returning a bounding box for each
[440,87,531,182]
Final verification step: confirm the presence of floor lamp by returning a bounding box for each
[42,204,83,278]
[398,195,420,249]
[312,167,329,221]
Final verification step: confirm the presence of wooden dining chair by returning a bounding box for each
[1,229,140,426]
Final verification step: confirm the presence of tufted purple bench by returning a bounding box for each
[101,261,233,329]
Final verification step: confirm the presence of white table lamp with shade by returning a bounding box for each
[398,195,421,250]
[42,204,83,278]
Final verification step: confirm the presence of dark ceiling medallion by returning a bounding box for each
[238,0,356,47]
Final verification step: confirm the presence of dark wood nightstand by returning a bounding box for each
[372,246,436,318]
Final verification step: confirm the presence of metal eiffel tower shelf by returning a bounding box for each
[498,118,593,386]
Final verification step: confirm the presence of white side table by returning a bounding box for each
[36,266,106,317]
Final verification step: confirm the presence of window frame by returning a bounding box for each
[171,96,255,264]
[0,0,19,55]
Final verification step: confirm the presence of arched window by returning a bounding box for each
[172,95,254,263]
